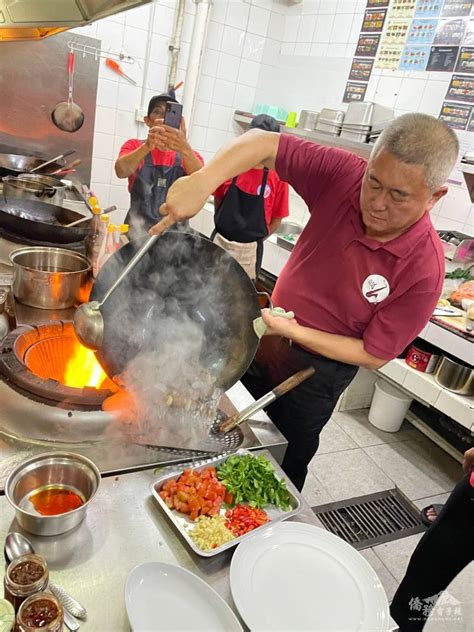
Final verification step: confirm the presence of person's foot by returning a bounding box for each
[420,503,444,526]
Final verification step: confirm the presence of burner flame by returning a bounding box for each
[63,342,107,389]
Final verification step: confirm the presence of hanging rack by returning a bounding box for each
[67,41,135,64]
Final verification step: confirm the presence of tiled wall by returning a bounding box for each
[256,0,474,234]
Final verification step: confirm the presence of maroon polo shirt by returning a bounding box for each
[273,134,445,360]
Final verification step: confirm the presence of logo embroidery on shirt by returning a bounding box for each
[257,184,271,198]
[362,274,390,304]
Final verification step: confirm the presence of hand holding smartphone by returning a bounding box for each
[163,101,183,129]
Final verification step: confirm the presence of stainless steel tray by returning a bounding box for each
[151,449,302,557]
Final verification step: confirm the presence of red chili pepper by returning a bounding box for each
[225,504,269,536]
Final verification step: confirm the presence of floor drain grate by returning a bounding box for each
[312,489,425,549]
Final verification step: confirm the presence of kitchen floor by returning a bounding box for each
[302,408,461,602]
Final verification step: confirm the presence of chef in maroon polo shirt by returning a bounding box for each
[150,113,459,491]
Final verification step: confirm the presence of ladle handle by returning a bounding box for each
[30,150,76,173]
[218,366,316,433]
[98,216,175,307]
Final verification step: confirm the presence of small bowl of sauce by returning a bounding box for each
[28,486,84,516]
[16,591,63,632]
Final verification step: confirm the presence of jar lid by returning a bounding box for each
[0,598,15,632]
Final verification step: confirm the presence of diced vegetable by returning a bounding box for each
[158,467,226,520]
[225,504,269,536]
[216,454,292,510]
[188,515,235,550]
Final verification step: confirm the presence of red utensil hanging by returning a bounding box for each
[105,58,137,85]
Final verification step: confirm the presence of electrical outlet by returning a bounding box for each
[135,107,146,123]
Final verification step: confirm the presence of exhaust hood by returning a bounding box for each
[0,0,152,41]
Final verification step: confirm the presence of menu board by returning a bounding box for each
[464,20,474,45]
[349,58,375,81]
[399,44,431,69]
[406,18,438,44]
[343,82,368,103]
[414,0,443,18]
[376,43,404,67]
[426,45,459,70]
[447,73,474,102]
[356,33,381,56]
[383,18,411,44]
[455,46,474,72]
[441,0,473,18]
[439,100,472,128]
[468,110,474,131]
[362,9,388,31]
[389,0,417,17]
[434,18,467,45]
[366,0,389,6]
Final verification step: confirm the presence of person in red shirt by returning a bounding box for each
[115,92,203,238]
[212,114,289,279]
[151,113,459,491]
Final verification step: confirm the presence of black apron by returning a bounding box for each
[212,168,269,275]
[125,149,186,239]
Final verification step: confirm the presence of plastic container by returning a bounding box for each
[368,380,412,433]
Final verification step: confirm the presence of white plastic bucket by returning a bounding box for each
[368,380,413,433]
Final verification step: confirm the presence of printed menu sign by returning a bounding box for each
[389,0,417,18]
[441,0,473,18]
[464,20,474,45]
[414,0,443,18]
[376,43,404,68]
[426,45,460,71]
[434,18,467,46]
[399,45,431,69]
[366,0,389,6]
[383,18,411,45]
[447,73,474,102]
[455,46,474,73]
[349,58,375,81]
[343,82,368,103]
[406,18,438,45]
[362,9,387,32]
[439,101,472,128]
[356,33,381,56]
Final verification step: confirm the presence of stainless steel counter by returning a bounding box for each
[0,451,320,631]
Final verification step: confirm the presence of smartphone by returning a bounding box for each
[164,101,183,129]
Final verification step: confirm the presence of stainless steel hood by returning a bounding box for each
[0,0,152,41]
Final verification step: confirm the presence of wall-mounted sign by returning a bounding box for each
[399,45,431,69]
[434,18,468,46]
[455,46,474,72]
[382,18,411,45]
[426,45,460,71]
[376,43,404,68]
[439,100,472,128]
[441,0,473,18]
[366,0,389,7]
[389,0,417,18]
[362,8,387,32]
[356,33,381,56]
[414,0,443,18]
[406,18,438,45]
[343,82,368,103]
[349,58,375,81]
[446,73,474,102]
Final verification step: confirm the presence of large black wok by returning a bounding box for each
[0,197,90,244]
[90,231,261,391]
[0,153,66,178]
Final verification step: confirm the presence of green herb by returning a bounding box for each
[216,454,292,511]
[445,268,473,280]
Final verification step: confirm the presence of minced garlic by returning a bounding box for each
[189,515,234,550]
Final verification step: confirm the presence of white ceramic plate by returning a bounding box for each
[125,562,243,631]
[230,522,390,631]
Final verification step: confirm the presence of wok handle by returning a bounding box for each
[218,366,315,433]
[29,150,76,173]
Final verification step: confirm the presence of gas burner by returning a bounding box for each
[0,321,115,444]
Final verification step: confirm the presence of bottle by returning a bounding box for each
[97,224,116,272]
[92,213,110,277]
[15,591,63,632]
[0,289,10,342]
[3,554,49,613]
[84,205,101,265]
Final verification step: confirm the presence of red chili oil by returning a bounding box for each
[29,487,84,516]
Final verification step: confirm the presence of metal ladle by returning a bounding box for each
[74,233,161,350]
[4,532,87,629]
[51,52,84,133]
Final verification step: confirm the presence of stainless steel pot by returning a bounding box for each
[10,247,91,310]
[3,174,66,206]
[434,356,474,395]
[5,452,101,536]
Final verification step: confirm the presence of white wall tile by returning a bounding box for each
[91,157,113,184]
[248,5,271,37]
[89,183,110,208]
[310,42,328,57]
[221,25,246,57]
[238,58,261,87]
[205,128,229,153]
[268,11,285,39]
[281,42,295,55]
[117,83,142,113]
[302,0,321,14]
[93,132,116,160]
[206,20,224,51]
[332,14,354,44]
[326,43,347,58]
[125,5,152,29]
[96,78,119,109]
[123,25,149,60]
[295,43,311,56]
[283,15,300,41]
[232,83,256,111]
[319,0,338,14]
[193,100,211,127]
[216,52,241,82]
[149,34,170,65]
[337,0,358,12]
[418,80,451,117]
[201,49,219,77]
[226,0,250,30]
[374,76,403,109]
[197,75,216,102]
[313,14,335,43]
[95,106,116,136]
[297,14,316,42]
[243,32,265,62]
[96,20,124,51]
[115,109,139,139]
[211,0,228,23]
[209,103,233,131]
[189,124,207,151]
[213,78,236,106]
[395,78,427,111]
[153,4,176,37]
[109,182,131,209]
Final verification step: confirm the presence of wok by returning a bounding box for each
[0,197,91,244]
[0,153,66,178]
[90,231,261,391]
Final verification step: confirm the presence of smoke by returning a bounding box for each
[99,228,257,450]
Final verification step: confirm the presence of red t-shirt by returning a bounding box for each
[273,134,445,361]
[214,168,289,230]
[119,139,204,192]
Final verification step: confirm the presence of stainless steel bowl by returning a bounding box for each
[5,452,101,536]
[434,356,474,396]
[10,247,91,309]
[3,174,66,207]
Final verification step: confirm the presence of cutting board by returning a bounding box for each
[431,314,474,339]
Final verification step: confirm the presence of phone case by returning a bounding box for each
[164,102,183,129]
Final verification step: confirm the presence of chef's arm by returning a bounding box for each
[115,144,150,178]
[181,148,203,175]
[262,312,387,370]
[268,218,282,235]
[151,130,279,232]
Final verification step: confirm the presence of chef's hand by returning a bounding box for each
[155,119,191,154]
[463,447,474,475]
[146,124,165,151]
[261,308,298,337]
[148,170,210,235]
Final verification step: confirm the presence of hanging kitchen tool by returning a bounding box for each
[51,52,85,133]
[0,197,90,244]
[29,150,76,174]
[77,231,261,391]
[0,154,67,178]
[105,57,137,85]
[216,367,316,433]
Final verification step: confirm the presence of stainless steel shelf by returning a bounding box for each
[234,110,373,160]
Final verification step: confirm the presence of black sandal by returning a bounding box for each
[420,504,444,527]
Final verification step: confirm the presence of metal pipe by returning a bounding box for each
[168,0,186,91]
[139,0,158,123]
[182,0,212,127]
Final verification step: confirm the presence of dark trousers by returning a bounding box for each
[241,336,358,491]
[390,476,474,631]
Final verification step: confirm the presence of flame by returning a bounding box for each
[63,343,107,389]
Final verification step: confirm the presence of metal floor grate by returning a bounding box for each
[312,489,425,549]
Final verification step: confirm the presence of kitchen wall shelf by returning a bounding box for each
[234,111,372,160]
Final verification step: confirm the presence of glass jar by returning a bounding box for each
[3,554,49,613]
[15,592,63,632]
